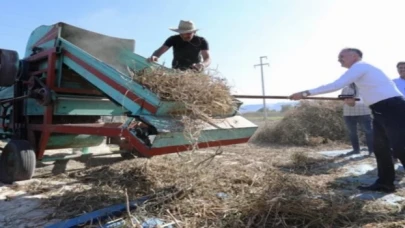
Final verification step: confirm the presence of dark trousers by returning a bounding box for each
[343,115,374,153]
[369,96,405,186]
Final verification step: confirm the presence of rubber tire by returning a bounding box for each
[107,137,136,159]
[0,140,36,184]
[120,148,149,159]
[0,49,19,87]
[120,151,137,160]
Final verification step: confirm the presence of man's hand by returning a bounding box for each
[147,56,159,63]
[344,98,356,107]
[289,91,307,100]
[147,46,169,63]
[192,63,204,72]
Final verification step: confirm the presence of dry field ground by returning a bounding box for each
[0,114,404,228]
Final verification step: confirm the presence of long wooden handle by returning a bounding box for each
[233,95,360,101]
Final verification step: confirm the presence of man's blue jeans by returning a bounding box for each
[343,115,374,153]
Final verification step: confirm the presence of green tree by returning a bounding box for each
[280,104,293,113]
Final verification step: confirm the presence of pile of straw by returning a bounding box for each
[127,66,239,150]
[128,66,237,118]
[234,170,364,227]
[253,100,348,146]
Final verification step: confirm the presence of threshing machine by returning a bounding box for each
[0,22,258,184]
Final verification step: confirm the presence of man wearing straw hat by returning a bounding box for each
[289,48,405,193]
[147,20,211,72]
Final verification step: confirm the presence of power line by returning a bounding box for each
[254,56,269,121]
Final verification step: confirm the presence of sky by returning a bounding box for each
[1,0,405,105]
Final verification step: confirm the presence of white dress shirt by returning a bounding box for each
[308,61,402,106]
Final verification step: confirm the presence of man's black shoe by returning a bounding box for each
[357,183,396,193]
[347,150,360,155]
[338,150,360,158]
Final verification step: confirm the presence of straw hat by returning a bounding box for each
[169,20,199,34]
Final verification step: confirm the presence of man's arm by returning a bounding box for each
[147,45,169,63]
[192,38,211,71]
[307,63,366,96]
[200,38,211,68]
[148,37,173,62]
[201,50,211,68]
[151,45,169,58]
[289,63,366,100]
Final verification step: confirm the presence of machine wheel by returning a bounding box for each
[120,148,148,159]
[0,49,19,87]
[120,150,137,160]
[0,140,36,184]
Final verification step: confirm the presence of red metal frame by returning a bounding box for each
[28,123,250,158]
[16,33,251,160]
[63,50,158,114]
[23,48,58,158]
[52,87,102,96]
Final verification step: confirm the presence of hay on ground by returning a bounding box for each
[33,154,397,228]
[253,100,347,146]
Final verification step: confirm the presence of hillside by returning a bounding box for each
[239,101,298,113]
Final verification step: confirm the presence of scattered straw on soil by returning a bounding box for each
[27,145,405,227]
[274,151,338,175]
[252,100,348,146]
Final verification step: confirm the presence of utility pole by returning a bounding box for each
[254,56,269,121]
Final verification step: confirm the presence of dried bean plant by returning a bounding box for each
[127,65,239,150]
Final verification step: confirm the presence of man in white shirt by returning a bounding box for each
[386,62,405,164]
[340,83,374,156]
[393,62,405,95]
[289,48,404,193]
